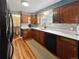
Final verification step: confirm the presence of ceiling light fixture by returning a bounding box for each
[21,0,29,7]
[43,11,49,15]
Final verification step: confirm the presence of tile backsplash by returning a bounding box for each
[21,23,79,32]
[40,23,79,31]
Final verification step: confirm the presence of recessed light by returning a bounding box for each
[22,2,29,7]
[43,11,49,15]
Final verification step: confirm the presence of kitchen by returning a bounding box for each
[0,0,79,59]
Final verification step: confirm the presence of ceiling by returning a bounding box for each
[7,0,61,14]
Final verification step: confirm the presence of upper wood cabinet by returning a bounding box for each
[21,15,31,23]
[53,1,79,23]
[53,7,60,23]
[31,15,37,24]
[21,15,37,24]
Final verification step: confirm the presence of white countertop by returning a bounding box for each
[31,27,79,41]
[21,25,79,40]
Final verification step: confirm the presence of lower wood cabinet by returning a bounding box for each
[56,37,63,58]
[22,29,45,45]
[63,40,77,59]
[22,29,78,59]
[32,29,45,45]
[57,36,78,59]
[39,31,45,45]
[22,29,33,39]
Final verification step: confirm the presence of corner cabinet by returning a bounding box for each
[56,36,78,59]
[22,29,33,39]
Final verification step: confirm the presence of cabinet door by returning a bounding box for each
[31,15,37,24]
[57,36,78,59]
[33,30,45,45]
[33,30,40,42]
[22,29,32,39]
[22,15,30,23]
[59,7,63,23]
[56,36,64,59]
[61,5,70,23]
[53,7,60,23]
[39,31,44,45]
[63,38,78,59]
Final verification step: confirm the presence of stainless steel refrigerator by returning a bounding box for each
[0,0,14,59]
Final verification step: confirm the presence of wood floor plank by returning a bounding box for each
[12,37,37,59]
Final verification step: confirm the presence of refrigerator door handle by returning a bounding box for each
[8,11,14,59]
[9,11,14,42]
[6,10,14,59]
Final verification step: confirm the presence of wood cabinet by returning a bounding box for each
[57,36,78,59]
[21,15,37,24]
[33,30,57,54]
[32,29,39,42]
[22,29,33,39]
[22,29,44,45]
[32,29,45,45]
[53,1,79,23]
[39,31,45,45]
[22,29,78,59]
[53,7,61,23]
[63,40,77,59]
[31,15,37,24]
[56,37,63,58]
[21,15,31,23]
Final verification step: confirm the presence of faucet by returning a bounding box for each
[42,23,47,29]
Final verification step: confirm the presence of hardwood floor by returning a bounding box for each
[26,39,59,59]
[12,36,37,59]
[12,36,59,59]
